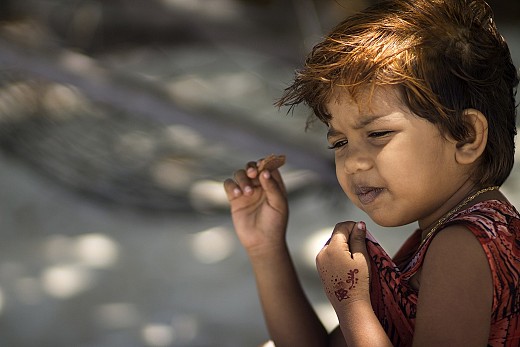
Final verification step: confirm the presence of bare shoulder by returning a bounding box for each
[413,224,493,346]
[426,224,489,262]
[420,224,493,296]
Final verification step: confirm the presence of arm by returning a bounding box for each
[223,161,330,346]
[412,225,493,346]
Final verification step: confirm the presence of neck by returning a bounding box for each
[419,182,475,229]
[419,184,500,241]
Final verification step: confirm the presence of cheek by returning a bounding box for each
[334,156,343,178]
[379,141,431,177]
[334,160,349,189]
[334,170,359,204]
[336,173,348,194]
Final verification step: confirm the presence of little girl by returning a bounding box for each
[223,0,520,345]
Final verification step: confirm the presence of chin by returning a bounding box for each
[366,212,411,228]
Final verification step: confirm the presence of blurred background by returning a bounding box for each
[0,0,518,346]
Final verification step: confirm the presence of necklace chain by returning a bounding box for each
[420,186,500,247]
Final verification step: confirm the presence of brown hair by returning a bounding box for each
[277,0,519,186]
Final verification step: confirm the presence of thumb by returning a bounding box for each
[349,221,368,256]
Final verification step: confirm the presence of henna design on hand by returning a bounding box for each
[334,287,350,301]
[327,269,360,302]
[346,269,360,290]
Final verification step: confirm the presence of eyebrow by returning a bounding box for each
[326,115,387,139]
[353,115,387,129]
[326,127,341,139]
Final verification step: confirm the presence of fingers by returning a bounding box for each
[255,156,286,194]
[245,161,259,179]
[322,221,368,256]
[348,221,368,256]
[223,157,286,201]
[223,168,256,200]
[257,169,286,205]
[223,178,243,200]
[325,221,356,248]
[348,222,371,279]
[266,167,287,195]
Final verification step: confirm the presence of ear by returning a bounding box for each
[455,109,488,165]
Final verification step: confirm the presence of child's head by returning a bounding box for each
[278,0,519,186]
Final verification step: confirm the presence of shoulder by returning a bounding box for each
[445,199,520,258]
[421,224,492,294]
[445,200,520,319]
[413,225,493,345]
[422,224,493,290]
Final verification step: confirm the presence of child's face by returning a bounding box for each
[326,86,472,228]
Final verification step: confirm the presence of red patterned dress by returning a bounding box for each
[366,199,520,346]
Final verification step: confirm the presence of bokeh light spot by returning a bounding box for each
[300,227,334,269]
[190,227,235,264]
[141,323,175,347]
[41,265,94,299]
[74,233,119,269]
[189,179,229,211]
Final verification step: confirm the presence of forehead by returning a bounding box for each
[325,85,406,122]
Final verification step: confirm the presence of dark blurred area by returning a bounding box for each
[0,0,348,211]
[0,1,517,346]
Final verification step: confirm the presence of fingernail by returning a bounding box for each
[357,221,366,231]
[262,171,270,179]
[247,167,256,175]
[233,188,241,197]
[244,186,252,194]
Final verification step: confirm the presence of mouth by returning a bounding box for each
[354,186,384,205]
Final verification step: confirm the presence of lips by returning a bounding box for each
[354,186,384,205]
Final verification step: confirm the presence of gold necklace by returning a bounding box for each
[419,185,500,247]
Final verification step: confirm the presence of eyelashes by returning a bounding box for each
[328,140,348,150]
[369,131,393,138]
[327,131,394,150]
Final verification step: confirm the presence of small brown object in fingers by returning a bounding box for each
[257,154,286,171]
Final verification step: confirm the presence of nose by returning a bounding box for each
[340,145,373,175]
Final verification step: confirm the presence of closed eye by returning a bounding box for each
[369,131,393,138]
[327,139,348,150]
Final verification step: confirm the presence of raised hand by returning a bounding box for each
[223,157,289,255]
